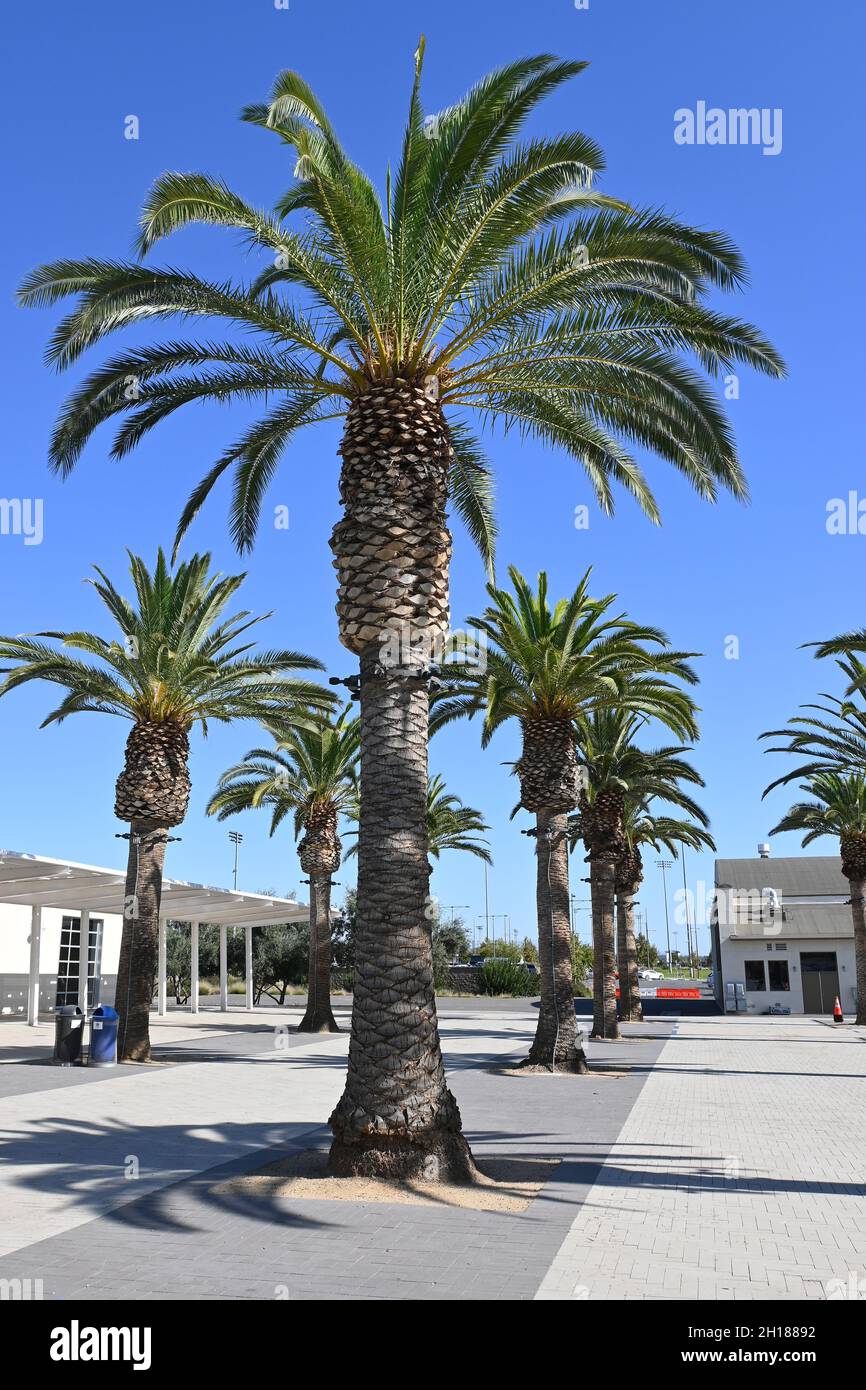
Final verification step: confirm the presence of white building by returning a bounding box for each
[711,849,857,1016]
[0,849,310,1024]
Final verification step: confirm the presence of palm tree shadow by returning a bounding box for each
[0,1116,338,1235]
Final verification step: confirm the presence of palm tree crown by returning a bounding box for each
[0,548,328,731]
[576,709,709,822]
[769,772,866,847]
[207,706,360,840]
[444,567,699,739]
[19,47,783,558]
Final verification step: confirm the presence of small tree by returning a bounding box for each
[634,933,661,969]
[253,923,310,1004]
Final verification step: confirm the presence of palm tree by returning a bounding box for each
[0,551,328,1060]
[575,708,706,1038]
[767,773,866,1024]
[435,565,701,1070]
[207,707,360,1031]
[18,49,783,1175]
[613,800,714,1022]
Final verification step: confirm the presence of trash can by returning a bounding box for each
[88,1005,119,1067]
[53,1006,85,1066]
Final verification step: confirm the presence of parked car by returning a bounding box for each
[638,968,664,981]
[519,961,539,975]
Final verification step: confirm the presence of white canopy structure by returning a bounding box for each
[0,850,310,1025]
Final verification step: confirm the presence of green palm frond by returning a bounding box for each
[761,657,866,795]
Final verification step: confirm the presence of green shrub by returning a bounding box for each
[477,958,537,997]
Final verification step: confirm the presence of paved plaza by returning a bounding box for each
[0,1005,865,1300]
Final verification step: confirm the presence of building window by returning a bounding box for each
[745,960,766,992]
[56,915,104,1009]
[775,943,787,951]
[768,960,790,991]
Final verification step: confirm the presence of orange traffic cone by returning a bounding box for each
[833,995,844,1024]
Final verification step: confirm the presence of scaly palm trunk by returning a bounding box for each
[328,380,474,1180]
[114,824,168,1062]
[113,718,190,1062]
[616,887,643,1023]
[847,876,866,1026]
[590,854,619,1039]
[299,872,339,1032]
[527,810,588,1071]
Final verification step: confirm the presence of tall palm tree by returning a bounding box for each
[612,800,714,1022]
[435,565,701,1070]
[18,50,783,1175]
[767,773,866,1025]
[575,708,705,1038]
[0,551,327,1059]
[207,707,360,1031]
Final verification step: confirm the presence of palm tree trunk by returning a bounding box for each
[616,889,643,1023]
[590,854,619,1039]
[114,824,167,1062]
[527,810,588,1071]
[849,877,866,1026]
[299,872,339,1032]
[328,651,475,1180]
[327,381,473,1181]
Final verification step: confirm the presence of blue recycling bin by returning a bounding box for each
[88,1005,119,1067]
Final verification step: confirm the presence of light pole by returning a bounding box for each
[681,848,695,977]
[229,831,243,891]
[656,858,673,973]
[483,861,492,958]
[441,904,469,925]
[490,914,510,951]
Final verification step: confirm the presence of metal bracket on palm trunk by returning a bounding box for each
[330,663,442,698]
[115,831,182,846]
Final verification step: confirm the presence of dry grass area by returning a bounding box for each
[215,1149,559,1212]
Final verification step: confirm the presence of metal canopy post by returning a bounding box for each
[190,920,199,1014]
[219,925,228,1011]
[77,909,90,1014]
[245,925,254,1011]
[157,919,167,1017]
[27,904,42,1025]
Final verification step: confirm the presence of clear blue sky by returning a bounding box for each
[1,1,863,958]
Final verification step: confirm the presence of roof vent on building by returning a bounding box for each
[758,842,770,859]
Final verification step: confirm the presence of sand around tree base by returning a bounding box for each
[216,1150,559,1212]
[497,1062,628,1078]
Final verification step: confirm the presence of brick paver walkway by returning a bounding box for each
[536,1016,866,1301]
[3,1010,865,1299]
